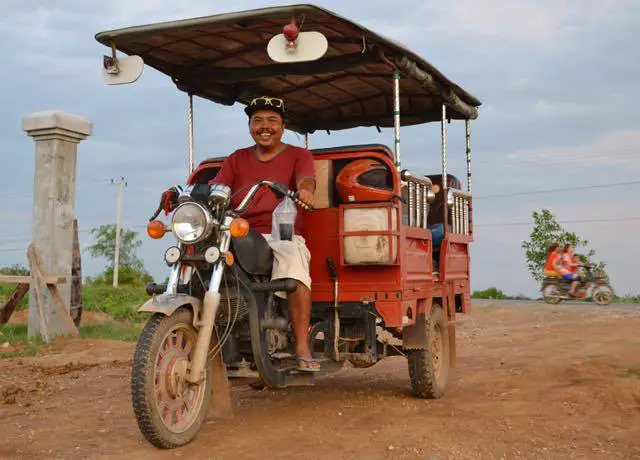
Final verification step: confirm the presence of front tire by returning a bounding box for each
[407,305,450,399]
[131,308,212,449]
[593,286,614,306]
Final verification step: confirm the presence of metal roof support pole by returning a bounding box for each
[393,72,401,167]
[304,133,309,149]
[465,119,474,236]
[188,93,195,174]
[441,103,449,237]
[465,119,472,195]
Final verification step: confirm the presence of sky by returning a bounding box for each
[1,0,639,298]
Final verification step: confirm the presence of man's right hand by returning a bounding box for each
[297,189,315,208]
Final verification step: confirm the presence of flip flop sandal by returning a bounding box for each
[296,357,321,372]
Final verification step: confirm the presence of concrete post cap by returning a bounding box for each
[22,110,92,137]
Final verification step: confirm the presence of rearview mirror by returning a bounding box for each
[267,31,328,63]
[102,55,144,85]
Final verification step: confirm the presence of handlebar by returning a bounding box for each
[150,181,314,221]
[149,185,183,222]
[233,180,314,214]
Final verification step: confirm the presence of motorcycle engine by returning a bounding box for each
[216,287,249,326]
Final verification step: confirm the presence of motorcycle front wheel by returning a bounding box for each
[131,308,212,449]
[592,286,614,306]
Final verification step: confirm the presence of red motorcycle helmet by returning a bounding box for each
[336,159,394,203]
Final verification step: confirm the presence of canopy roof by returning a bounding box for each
[96,4,481,134]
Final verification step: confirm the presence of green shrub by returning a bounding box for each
[85,265,153,287]
[83,284,150,321]
[472,287,506,300]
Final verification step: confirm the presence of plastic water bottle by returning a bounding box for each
[272,197,297,241]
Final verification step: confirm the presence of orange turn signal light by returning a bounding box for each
[229,217,250,238]
[225,252,235,266]
[147,220,167,239]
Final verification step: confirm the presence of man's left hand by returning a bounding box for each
[297,189,315,208]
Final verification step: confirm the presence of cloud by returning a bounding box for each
[505,129,640,169]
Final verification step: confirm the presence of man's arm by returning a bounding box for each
[294,149,316,207]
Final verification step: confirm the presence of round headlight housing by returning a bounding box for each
[171,202,214,244]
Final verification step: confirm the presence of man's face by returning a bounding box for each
[249,109,284,150]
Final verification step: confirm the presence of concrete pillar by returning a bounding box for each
[22,111,92,338]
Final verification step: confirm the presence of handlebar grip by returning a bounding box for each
[289,190,314,212]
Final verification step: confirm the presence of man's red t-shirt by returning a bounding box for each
[211,145,315,234]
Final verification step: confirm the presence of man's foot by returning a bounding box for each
[296,356,321,372]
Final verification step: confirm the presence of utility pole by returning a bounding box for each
[111,177,127,288]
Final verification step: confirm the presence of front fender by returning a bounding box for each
[138,293,202,326]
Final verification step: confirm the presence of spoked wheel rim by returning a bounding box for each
[153,324,205,434]
[593,289,613,305]
[543,285,562,304]
[430,322,444,379]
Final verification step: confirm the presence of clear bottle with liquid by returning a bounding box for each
[272,197,297,241]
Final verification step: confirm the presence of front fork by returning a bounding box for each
[171,217,232,385]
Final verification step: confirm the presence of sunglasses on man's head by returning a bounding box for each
[249,96,285,109]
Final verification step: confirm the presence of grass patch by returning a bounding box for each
[0,284,28,308]
[1,283,150,323]
[0,319,142,358]
[83,285,149,322]
[0,343,40,358]
[1,321,143,343]
[1,323,30,343]
[0,324,44,358]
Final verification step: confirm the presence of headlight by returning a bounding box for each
[171,202,215,244]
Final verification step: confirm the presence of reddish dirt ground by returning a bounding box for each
[1,302,639,460]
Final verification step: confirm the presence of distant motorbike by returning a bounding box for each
[541,265,614,305]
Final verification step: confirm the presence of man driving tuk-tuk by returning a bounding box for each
[210,96,320,371]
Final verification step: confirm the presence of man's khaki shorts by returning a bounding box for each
[262,234,312,298]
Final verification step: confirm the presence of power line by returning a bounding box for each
[475,216,640,228]
[475,180,640,200]
[472,147,640,167]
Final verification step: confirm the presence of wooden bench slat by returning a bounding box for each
[0,275,66,285]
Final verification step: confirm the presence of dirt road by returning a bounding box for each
[1,303,639,459]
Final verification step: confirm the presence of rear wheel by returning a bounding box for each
[131,308,212,449]
[542,284,562,304]
[407,305,450,399]
[249,291,289,388]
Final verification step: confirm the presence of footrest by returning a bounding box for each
[250,279,297,293]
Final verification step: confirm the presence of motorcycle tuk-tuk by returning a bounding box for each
[95,4,481,449]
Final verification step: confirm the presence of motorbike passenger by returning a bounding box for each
[427,174,460,246]
[209,95,320,372]
[543,243,562,278]
[559,243,580,297]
